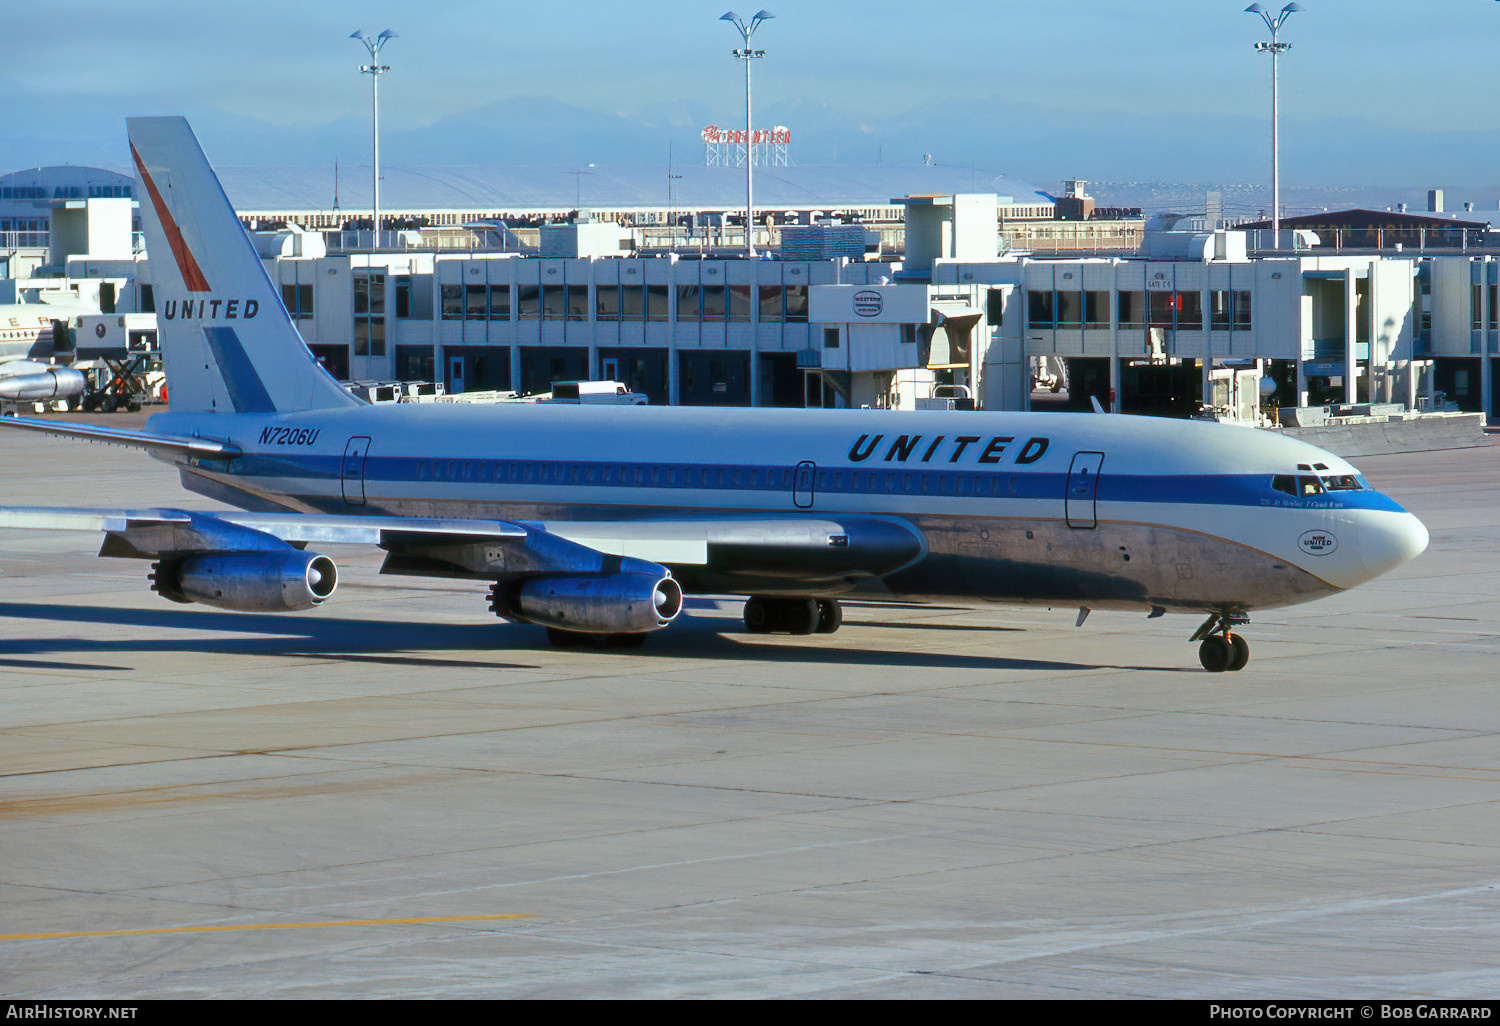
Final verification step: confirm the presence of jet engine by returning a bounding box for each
[150,551,339,612]
[499,571,684,634]
[0,363,87,402]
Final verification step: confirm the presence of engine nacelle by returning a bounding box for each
[0,366,87,401]
[512,572,683,634]
[151,551,339,612]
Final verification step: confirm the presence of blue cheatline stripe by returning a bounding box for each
[221,451,1410,514]
[202,327,276,414]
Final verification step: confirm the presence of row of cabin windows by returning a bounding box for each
[414,460,1022,497]
[1027,289,1252,331]
[408,459,1368,504]
[437,283,810,323]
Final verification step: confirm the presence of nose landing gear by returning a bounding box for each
[1192,611,1251,672]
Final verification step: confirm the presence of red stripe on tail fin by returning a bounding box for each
[130,141,212,293]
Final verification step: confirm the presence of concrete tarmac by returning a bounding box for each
[1,426,1498,999]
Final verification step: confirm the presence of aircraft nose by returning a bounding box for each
[1357,510,1429,580]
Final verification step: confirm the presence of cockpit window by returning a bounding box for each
[1271,475,1297,496]
[1298,475,1325,496]
[1321,475,1362,491]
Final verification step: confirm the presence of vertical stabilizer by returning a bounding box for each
[127,116,358,414]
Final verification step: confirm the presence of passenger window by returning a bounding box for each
[1271,475,1297,496]
[1298,475,1324,496]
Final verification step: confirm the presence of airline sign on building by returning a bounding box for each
[808,284,931,324]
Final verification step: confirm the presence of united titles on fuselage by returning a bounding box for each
[848,433,1050,466]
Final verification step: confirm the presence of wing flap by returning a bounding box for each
[544,515,927,580]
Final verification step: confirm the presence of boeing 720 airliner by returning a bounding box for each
[0,117,1429,671]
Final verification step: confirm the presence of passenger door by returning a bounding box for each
[793,460,816,509]
[1065,451,1104,529]
[342,436,372,506]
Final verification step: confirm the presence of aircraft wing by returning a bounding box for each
[0,415,241,459]
[544,516,927,587]
[0,507,926,586]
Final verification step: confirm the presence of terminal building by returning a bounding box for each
[3,161,1498,421]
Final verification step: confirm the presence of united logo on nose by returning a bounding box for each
[1298,530,1338,556]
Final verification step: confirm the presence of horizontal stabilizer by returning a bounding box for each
[0,416,240,458]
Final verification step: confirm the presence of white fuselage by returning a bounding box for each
[146,403,1429,616]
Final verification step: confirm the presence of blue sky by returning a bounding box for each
[6,0,1500,196]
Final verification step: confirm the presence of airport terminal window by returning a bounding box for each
[354,272,385,316]
[621,285,645,320]
[281,283,313,319]
[1027,290,1055,328]
[1148,290,1174,327]
[1084,291,1109,327]
[676,285,701,321]
[465,284,488,320]
[1149,290,1200,330]
[647,285,670,321]
[1176,292,1202,330]
[518,284,540,320]
[354,316,385,358]
[566,285,589,321]
[441,284,464,319]
[395,276,432,320]
[1211,290,1253,330]
[987,288,1005,325]
[759,285,784,322]
[596,285,620,321]
[540,285,566,319]
[785,285,808,322]
[1056,291,1083,328]
[1117,290,1145,328]
[701,285,727,320]
[728,285,752,321]
[1211,291,1231,330]
[488,285,510,320]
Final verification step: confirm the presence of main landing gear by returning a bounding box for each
[1191,611,1251,673]
[743,596,843,636]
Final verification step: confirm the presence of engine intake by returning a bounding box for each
[504,571,683,634]
[150,551,338,612]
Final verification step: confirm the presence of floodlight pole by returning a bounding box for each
[722,11,772,257]
[1246,4,1300,243]
[351,30,395,248]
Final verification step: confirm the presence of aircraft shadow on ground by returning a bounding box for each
[0,602,1189,674]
